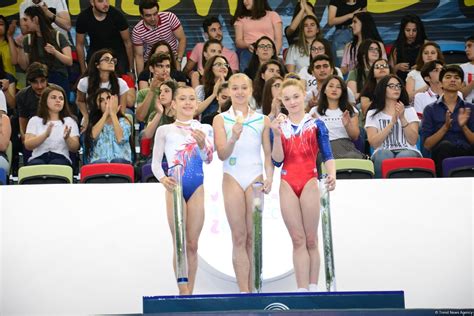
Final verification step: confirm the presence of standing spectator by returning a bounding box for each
[24,85,79,165]
[340,12,385,75]
[405,41,444,101]
[285,15,322,73]
[460,35,474,103]
[183,17,239,77]
[389,14,428,82]
[19,0,71,36]
[1,55,17,111]
[0,105,11,174]
[18,6,72,94]
[365,75,420,178]
[0,15,17,78]
[76,49,130,132]
[132,0,186,74]
[76,0,134,76]
[231,0,282,71]
[327,0,367,66]
[422,65,474,176]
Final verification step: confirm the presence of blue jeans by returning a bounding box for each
[372,149,421,178]
[330,28,352,68]
[91,158,131,164]
[28,151,71,166]
[237,48,253,72]
[48,71,70,99]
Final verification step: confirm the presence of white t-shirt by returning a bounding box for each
[414,89,463,117]
[26,116,79,162]
[407,70,427,91]
[460,62,474,103]
[20,0,69,36]
[285,45,310,73]
[77,77,129,98]
[195,85,205,102]
[0,90,7,113]
[365,107,420,155]
[305,86,356,105]
[298,66,344,92]
[317,107,359,141]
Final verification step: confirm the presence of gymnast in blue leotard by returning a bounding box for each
[151,85,213,295]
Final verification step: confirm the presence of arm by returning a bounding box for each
[91,112,108,140]
[1,80,16,109]
[0,115,11,151]
[183,59,197,77]
[273,21,283,54]
[119,92,128,113]
[142,113,162,139]
[151,125,176,191]
[64,123,80,152]
[45,44,73,66]
[347,80,359,101]
[262,116,274,193]
[173,26,187,70]
[136,89,154,122]
[343,111,360,140]
[110,113,125,143]
[458,107,474,145]
[285,6,306,39]
[133,44,145,75]
[19,117,28,143]
[120,29,134,74]
[327,5,361,27]
[213,115,241,161]
[399,109,419,146]
[360,96,371,116]
[76,32,87,74]
[6,21,18,65]
[40,4,71,31]
[366,123,395,148]
[270,118,284,163]
[17,46,29,71]
[234,23,249,50]
[24,122,53,151]
[461,79,474,99]
[75,91,89,131]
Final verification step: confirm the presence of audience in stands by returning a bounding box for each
[389,14,428,82]
[132,0,186,74]
[460,36,474,103]
[253,59,286,110]
[0,15,17,81]
[75,0,133,75]
[340,12,385,75]
[365,74,420,178]
[18,6,72,95]
[137,41,186,89]
[136,53,173,123]
[244,36,279,80]
[76,49,129,131]
[184,17,239,78]
[405,42,444,101]
[316,75,364,159]
[285,0,316,46]
[0,103,10,173]
[285,15,322,73]
[359,58,392,120]
[421,65,474,176]
[261,75,284,119]
[24,85,79,165]
[231,0,282,71]
[190,39,224,88]
[200,82,230,125]
[19,0,72,36]
[84,88,132,164]
[0,52,16,111]
[413,59,445,118]
[327,0,367,66]
[195,55,232,122]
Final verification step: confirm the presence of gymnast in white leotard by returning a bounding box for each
[151,85,213,296]
[213,73,274,293]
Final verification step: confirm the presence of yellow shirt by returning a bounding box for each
[0,39,15,76]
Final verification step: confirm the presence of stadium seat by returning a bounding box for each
[18,165,73,184]
[141,163,158,183]
[140,137,152,157]
[382,158,436,179]
[80,163,134,183]
[322,159,374,179]
[442,156,474,177]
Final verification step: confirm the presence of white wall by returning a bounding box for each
[0,179,473,315]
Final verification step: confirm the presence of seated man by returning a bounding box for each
[414,59,444,118]
[460,35,474,103]
[183,16,239,78]
[422,64,474,176]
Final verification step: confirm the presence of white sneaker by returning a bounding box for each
[309,284,318,292]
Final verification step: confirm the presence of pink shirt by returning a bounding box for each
[234,11,282,47]
[189,42,239,72]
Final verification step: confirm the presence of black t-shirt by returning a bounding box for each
[16,86,41,119]
[329,0,367,29]
[137,69,188,85]
[76,6,129,64]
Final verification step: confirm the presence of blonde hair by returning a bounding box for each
[228,73,253,88]
[281,78,306,94]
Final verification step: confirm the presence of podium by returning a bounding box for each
[143,291,405,313]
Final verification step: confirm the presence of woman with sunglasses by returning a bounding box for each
[365,74,421,178]
[76,49,129,132]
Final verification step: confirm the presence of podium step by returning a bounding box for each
[143,291,405,313]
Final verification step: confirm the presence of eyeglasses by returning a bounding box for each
[386,83,402,90]
[99,57,118,64]
[213,62,229,68]
[368,47,380,52]
[310,46,325,53]
[314,64,330,70]
[257,44,273,50]
[272,82,281,88]
[374,63,389,69]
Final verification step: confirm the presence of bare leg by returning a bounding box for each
[300,178,321,286]
[279,180,310,289]
[223,174,255,292]
[185,185,205,294]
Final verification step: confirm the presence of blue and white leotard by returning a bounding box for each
[152,121,214,201]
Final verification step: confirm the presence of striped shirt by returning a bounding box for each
[132,11,181,61]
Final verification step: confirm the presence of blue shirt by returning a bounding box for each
[421,96,474,149]
[89,117,132,163]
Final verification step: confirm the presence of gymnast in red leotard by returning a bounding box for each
[271,78,336,292]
